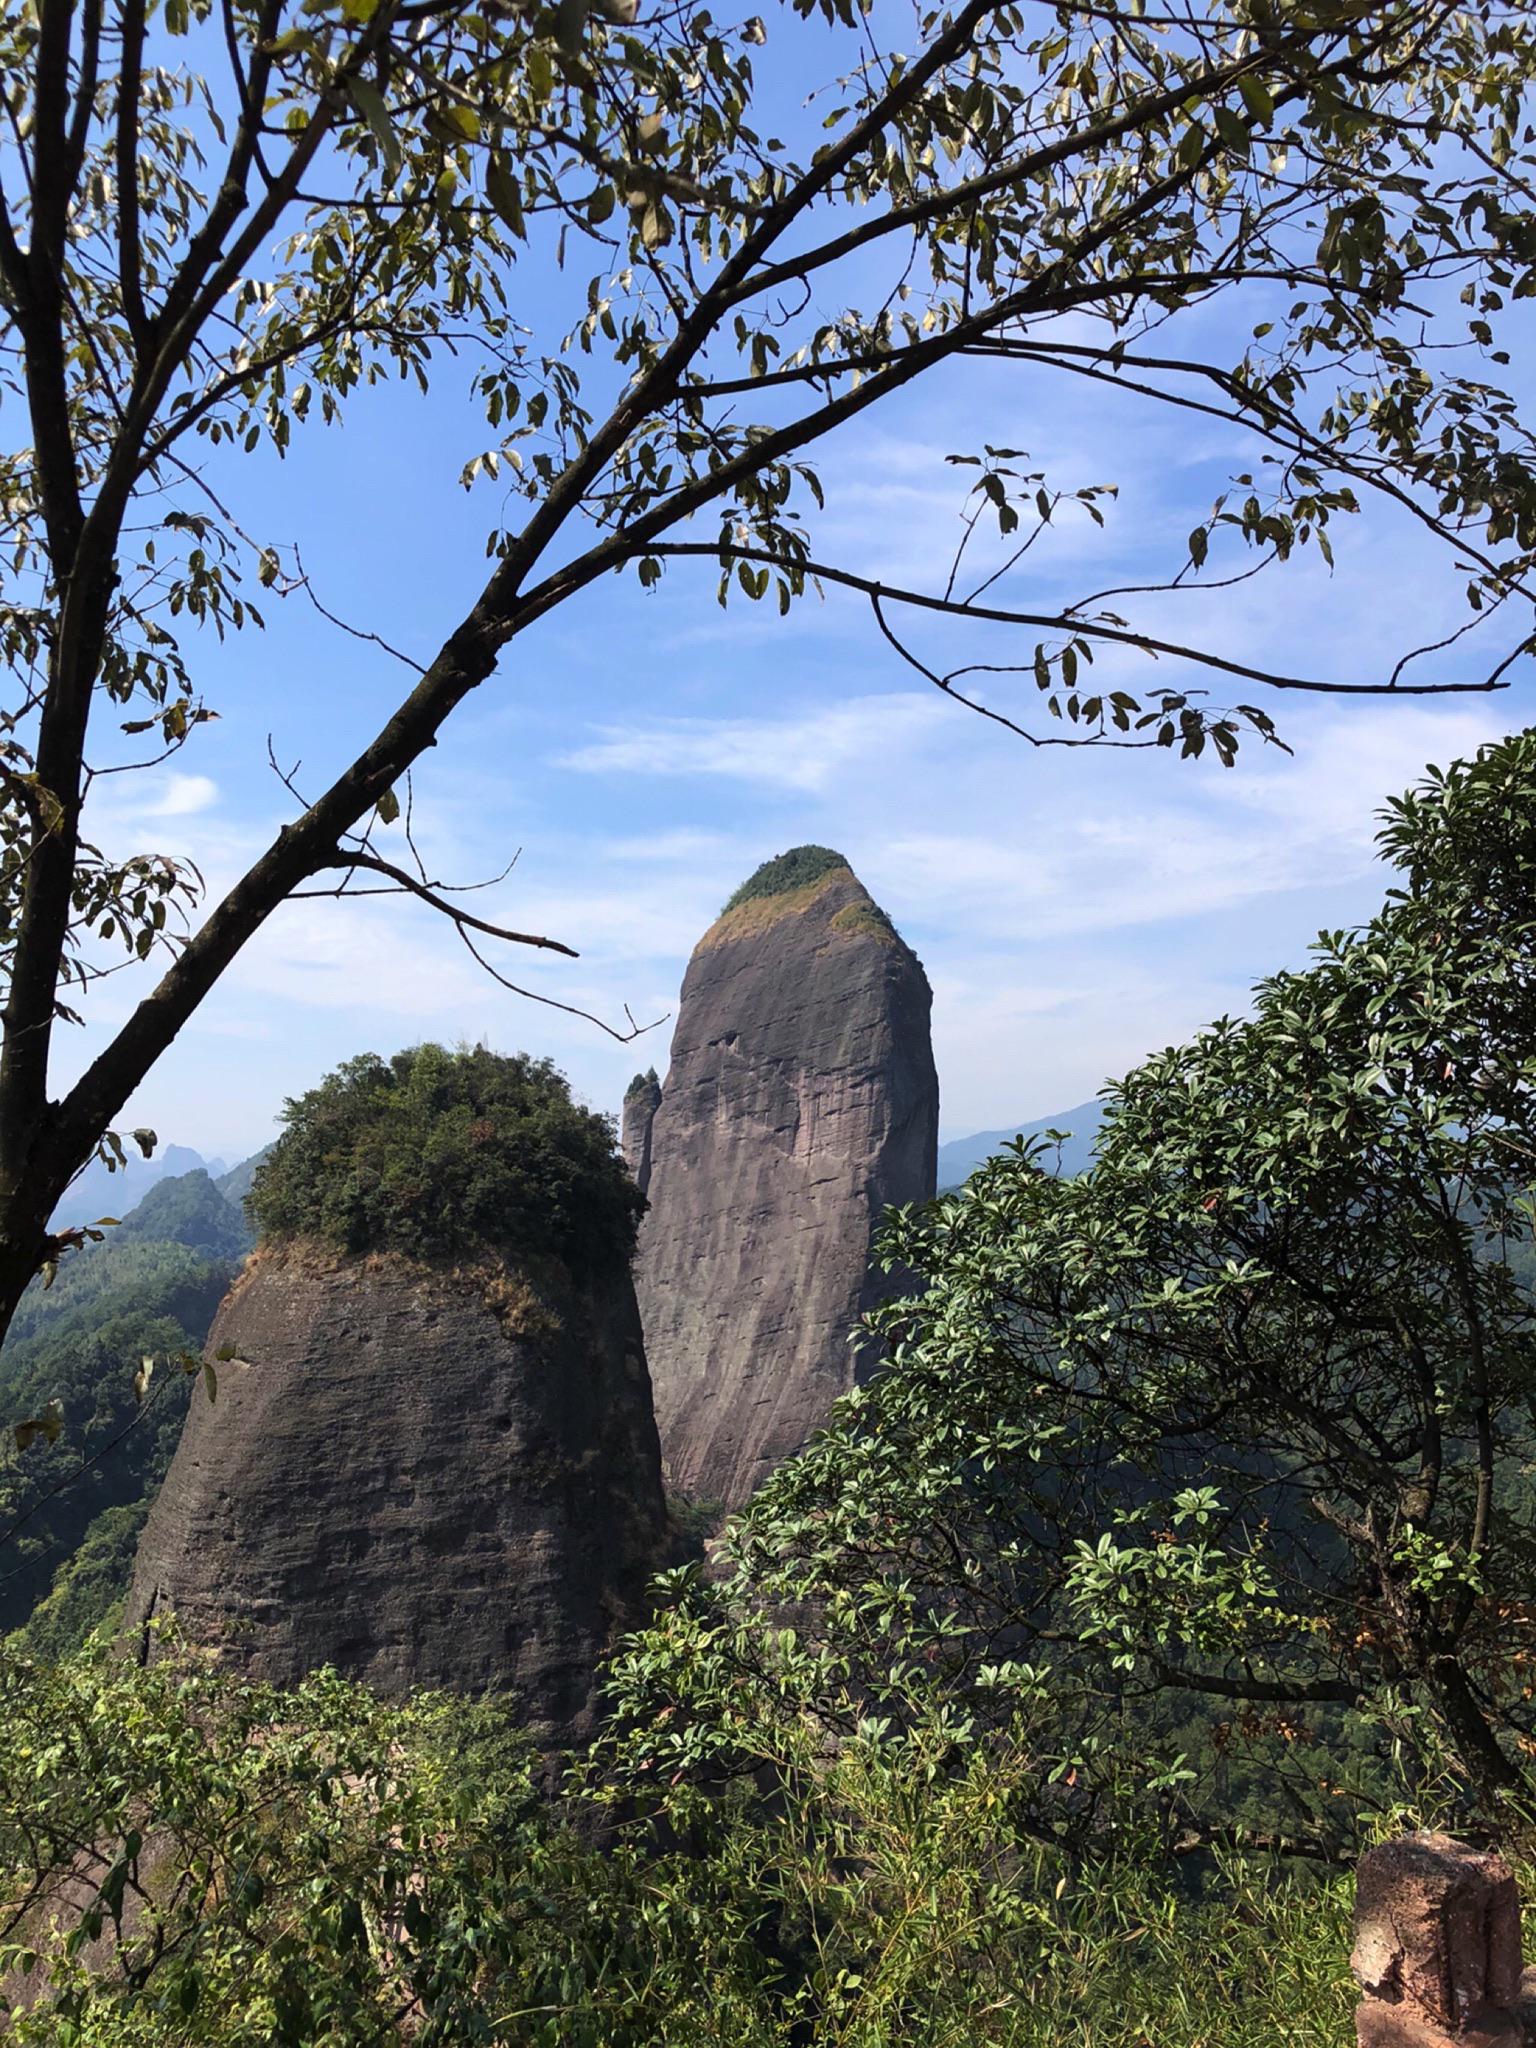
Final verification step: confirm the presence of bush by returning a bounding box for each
[248,1043,643,1272]
[0,1638,1360,2048]
[722,846,848,914]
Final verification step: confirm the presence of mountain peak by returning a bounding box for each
[721,845,850,914]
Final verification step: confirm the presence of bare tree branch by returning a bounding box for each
[306,852,578,958]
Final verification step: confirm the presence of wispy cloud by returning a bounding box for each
[559,693,950,793]
[143,772,219,818]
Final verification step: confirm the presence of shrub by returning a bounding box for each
[722,846,849,914]
[0,1637,1360,2048]
[249,1043,642,1271]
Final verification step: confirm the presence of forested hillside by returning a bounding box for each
[0,1168,254,1653]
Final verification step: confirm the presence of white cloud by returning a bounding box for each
[144,772,219,817]
[929,962,1245,1135]
[560,692,950,793]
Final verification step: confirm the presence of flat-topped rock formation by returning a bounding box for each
[123,1241,666,1744]
[636,848,938,1510]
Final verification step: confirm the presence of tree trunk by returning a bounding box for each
[0,1120,101,1352]
[1429,1653,1528,1823]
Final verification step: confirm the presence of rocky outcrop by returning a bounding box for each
[122,1242,666,1743]
[1353,1833,1533,2046]
[622,1069,662,1196]
[636,849,938,1510]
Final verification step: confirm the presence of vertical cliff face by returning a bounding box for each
[122,1243,666,1744]
[621,1069,662,1196]
[637,850,938,1510]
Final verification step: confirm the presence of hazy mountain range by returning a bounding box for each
[50,1146,273,1231]
[935,1099,1105,1191]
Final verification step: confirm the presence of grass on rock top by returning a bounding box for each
[722,846,850,914]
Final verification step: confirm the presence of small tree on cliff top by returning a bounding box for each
[4,0,1536,1336]
[249,1042,644,1268]
[604,729,1536,1837]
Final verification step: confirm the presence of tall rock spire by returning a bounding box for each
[636,848,938,1510]
[621,1068,662,1195]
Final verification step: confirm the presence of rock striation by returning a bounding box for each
[636,848,938,1510]
[122,1242,666,1743]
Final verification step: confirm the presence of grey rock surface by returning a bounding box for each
[637,857,937,1510]
[621,1070,662,1196]
[123,1242,666,1743]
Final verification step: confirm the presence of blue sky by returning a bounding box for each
[53,22,1536,1166]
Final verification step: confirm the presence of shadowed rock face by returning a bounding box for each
[637,856,938,1511]
[622,1070,662,1196]
[122,1243,666,1743]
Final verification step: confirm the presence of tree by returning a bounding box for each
[248,1040,645,1266]
[605,729,1536,1837]
[3,0,1536,1346]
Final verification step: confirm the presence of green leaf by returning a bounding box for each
[486,154,525,235]
[554,0,589,55]
[376,787,401,826]
[638,199,673,250]
[345,76,401,179]
[14,1400,63,1452]
[1237,74,1274,124]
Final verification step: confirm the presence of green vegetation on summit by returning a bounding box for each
[250,1043,643,1272]
[722,846,850,914]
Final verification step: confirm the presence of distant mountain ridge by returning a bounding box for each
[936,1099,1105,1191]
[1,1153,262,1652]
[51,1142,226,1231]
[214,1145,271,1210]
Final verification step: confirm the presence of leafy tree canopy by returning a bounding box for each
[606,726,1536,1842]
[249,1042,643,1270]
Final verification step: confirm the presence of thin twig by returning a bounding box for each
[455,926,667,1044]
[308,852,579,957]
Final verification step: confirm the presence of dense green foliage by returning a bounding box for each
[109,1172,251,1261]
[0,1172,252,1643]
[250,1044,643,1271]
[0,1638,1359,2047]
[606,728,1536,1842]
[722,849,850,915]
